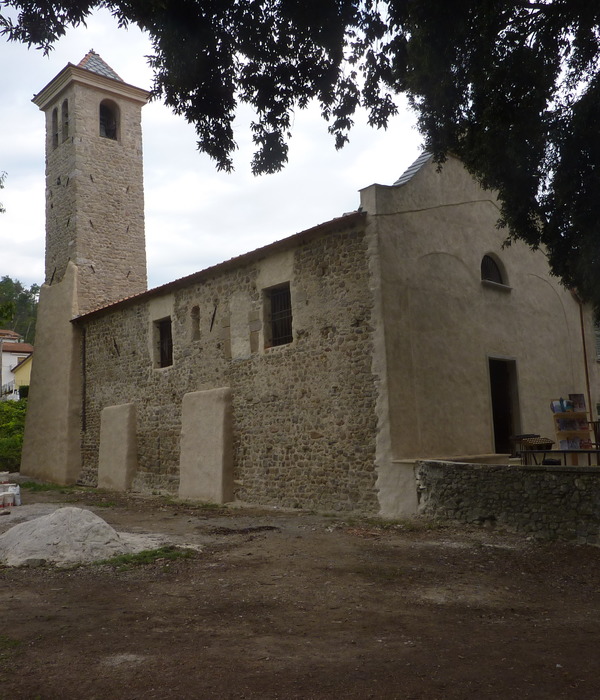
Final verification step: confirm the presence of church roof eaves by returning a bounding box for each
[72,210,367,323]
[393,151,433,187]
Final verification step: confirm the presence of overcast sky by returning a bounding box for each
[0,7,422,290]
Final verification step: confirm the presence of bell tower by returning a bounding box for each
[33,50,149,312]
[21,52,150,484]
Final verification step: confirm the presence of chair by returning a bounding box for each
[510,434,540,458]
[518,436,555,465]
[588,421,600,447]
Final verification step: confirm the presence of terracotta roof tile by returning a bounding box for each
[0,329,21,341]
[1,342,33,354]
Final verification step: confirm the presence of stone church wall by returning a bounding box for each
[79,224,380,512]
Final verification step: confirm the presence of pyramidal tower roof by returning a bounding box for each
[32,51,150,111]
[77,50,123,82]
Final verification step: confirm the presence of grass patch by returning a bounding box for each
[192,501,223,510]
[20,481,77,493]
[0,635,20,650]
[0,635,22,661]
[97,545,194,570]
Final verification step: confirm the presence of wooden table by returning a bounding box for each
[520,449,600,467]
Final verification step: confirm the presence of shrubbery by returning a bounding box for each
[0,399,27,471]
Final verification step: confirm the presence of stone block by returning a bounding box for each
[98,403,138,491]
[178,388,234,504]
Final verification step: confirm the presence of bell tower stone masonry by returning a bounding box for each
[34,51,149,311]
[21,52,149,483]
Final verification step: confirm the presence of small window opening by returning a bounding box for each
[51,108,59,149]
[481,255,504,284]
[99,101,118,140]
[61,99,69,142]
[155,317,173,368]
[265,283,293,347]
[191,305,201,341]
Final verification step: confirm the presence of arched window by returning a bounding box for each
[481,255,504,285]
[51,108,59,149]
[61,99,69,142]
[99,100,119,140]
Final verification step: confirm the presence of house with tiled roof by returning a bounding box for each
[0,330,22,343]
[20,53,598,516]
[12,353,33,398]
[0,331,33,400]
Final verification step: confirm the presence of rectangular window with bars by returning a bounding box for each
[265,283,293,347]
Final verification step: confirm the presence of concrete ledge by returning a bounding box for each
[393,454,513,466]
[443,453,512,464]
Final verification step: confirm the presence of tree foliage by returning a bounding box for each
[0,171,5,214]
[2,1,600,307]
[0,398,27,471]
[0,276,39,344]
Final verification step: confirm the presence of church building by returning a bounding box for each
[20,53,597,517]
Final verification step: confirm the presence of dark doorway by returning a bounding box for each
[489,359,520,454]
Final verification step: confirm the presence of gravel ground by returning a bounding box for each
[0,482,599,699]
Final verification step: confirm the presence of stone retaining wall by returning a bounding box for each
[416,460,600,544]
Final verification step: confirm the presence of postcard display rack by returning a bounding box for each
[550,395,592,450]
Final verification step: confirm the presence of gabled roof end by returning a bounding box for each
[393,151,433,187]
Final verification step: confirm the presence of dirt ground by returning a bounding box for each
[1,485,600,699]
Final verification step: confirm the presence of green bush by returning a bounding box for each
[0,399,27,471]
